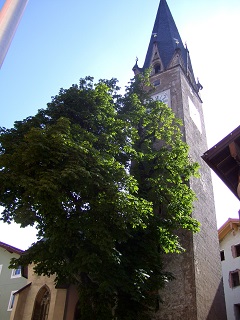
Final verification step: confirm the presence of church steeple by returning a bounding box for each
[142,0,202,94]
[133,1,227,319]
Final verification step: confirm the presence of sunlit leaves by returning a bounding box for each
[0,75,199,319]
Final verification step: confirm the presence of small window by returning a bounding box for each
[153,79,160,86]
[154,63,161,74]
[231,271,240,288]
[232,244,240,258]
[234,304,240,319]
[220,250,225,261]
[7,291,17,311]
[11,267,21,278]
[235,244,240,257]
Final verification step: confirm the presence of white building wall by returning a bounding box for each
[0,246,27,320]
[220,228,240,320]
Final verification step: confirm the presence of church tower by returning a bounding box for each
[134,1,227,319]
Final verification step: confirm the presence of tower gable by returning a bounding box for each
[168,47,186,70]
[150,42,165,75]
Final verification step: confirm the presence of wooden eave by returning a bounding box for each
[218,218,240,241]
[202,125,240,200]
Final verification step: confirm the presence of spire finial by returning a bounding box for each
[197,78,203,91]
[173,38,179,47]
[132,57,141,75]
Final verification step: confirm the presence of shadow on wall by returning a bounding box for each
[206,278,227,320]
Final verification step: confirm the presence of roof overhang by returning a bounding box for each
[0,241,24,255]
[202,125,240,200]
[218,218,240,241]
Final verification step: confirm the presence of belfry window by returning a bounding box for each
[153,79,160,86]
[154,63,161,74]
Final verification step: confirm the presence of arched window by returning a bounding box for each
[154,63,161,74]
[32,286,50,320]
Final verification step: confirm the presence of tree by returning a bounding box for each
[0,74,199,319]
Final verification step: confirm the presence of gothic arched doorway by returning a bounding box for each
[31,285,50,320]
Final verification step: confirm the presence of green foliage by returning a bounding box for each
[0,74,199,319]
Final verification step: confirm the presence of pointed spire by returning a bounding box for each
[143,0,186,70]
[142,0,200,93]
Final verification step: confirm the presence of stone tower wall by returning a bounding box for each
[151,65,226,320]
[180,69,226,320]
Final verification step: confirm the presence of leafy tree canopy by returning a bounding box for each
[0,74,199,319]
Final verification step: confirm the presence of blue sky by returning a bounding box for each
[1,0,240,249]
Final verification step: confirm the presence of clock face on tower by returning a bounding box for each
[151,89,171,107]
